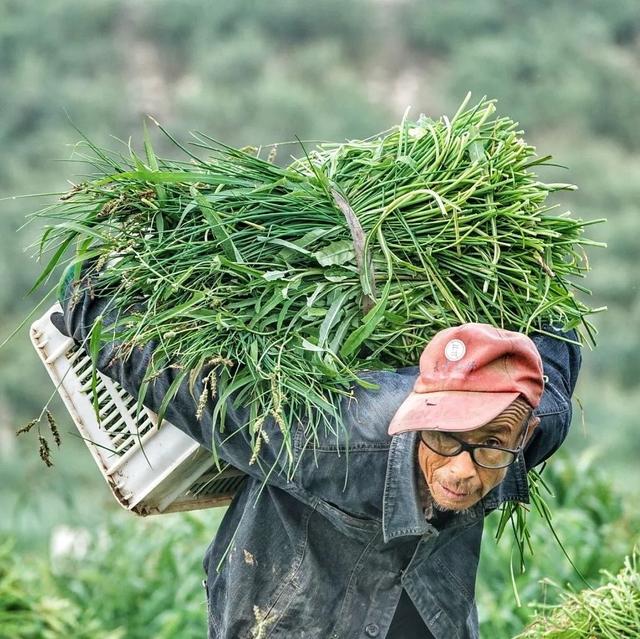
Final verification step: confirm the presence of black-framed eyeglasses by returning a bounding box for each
[419,411,532,470]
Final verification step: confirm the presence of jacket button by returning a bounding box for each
[365,623,380,637]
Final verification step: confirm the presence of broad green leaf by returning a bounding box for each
[263,270,289,281]
[178,200,198,227]
[249,339,259,364]
[55,220,106,241]
[303,307,327,318]
[88,314,103,422]
[300,337,324,352]
[269,238,312,255]
[281,277,301,299]
[191,187,243,263]
[156,368,190,429]
[328,315,352,355]
[318,292,348,348]
[313,240,355,267]
[143,119,159,171]
[468,126,486,163]
[154,212,164,241]
[184,309,219,322]
[128,144,148,172]
[340,282,390,358]
[29,235,74,294]
[154,291,205,323]
[306,283,326,307]
[276,297,297,332]
[296,227,337,247]
[397,155,419,172]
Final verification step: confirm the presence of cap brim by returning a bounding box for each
[388,390,520,436]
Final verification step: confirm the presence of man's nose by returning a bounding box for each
[447,451,477,480]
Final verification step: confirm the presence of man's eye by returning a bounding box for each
[483,437,503,448]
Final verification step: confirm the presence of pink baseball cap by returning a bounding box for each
[388,323,544,435]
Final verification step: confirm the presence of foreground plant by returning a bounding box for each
[0,539,119,639]
[495,466,590,603]
[517,550,640,638]
[27,94,603,471]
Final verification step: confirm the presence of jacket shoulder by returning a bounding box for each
[309,368,417,451]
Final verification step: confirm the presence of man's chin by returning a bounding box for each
[432,498,473,514]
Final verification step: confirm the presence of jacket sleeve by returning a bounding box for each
[56,270,292,488]
[524,328,582,470]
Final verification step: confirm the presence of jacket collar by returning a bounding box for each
[481,449,530,510]
[381,432,530,543]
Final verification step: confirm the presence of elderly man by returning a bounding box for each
[56,274,580,639]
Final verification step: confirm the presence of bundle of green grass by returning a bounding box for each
[517,551,640,638]
[32,94,602,469]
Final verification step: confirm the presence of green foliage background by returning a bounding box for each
[0,1,638,636]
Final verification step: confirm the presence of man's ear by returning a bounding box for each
[524,414,540,445]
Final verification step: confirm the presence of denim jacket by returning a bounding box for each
[59,275,581,639]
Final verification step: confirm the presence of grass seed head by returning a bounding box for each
[16,418,38,436]
[38,435,53,467]
[46,410,61,446]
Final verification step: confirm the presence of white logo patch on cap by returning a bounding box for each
[444,339,466,362]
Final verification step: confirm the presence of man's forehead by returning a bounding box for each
[467,400,530,436]
[477,422,513,435]
[454,422,513,442]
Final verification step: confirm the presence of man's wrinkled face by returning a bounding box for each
[417,398,538,511]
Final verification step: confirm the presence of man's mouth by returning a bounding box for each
[438,482,469,500]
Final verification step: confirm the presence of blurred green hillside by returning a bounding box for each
[1,1,638,637]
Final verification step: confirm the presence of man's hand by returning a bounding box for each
[50,311,69,337]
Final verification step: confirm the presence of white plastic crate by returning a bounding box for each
[30,304,245,515]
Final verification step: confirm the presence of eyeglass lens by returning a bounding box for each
[420,431,516,469]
